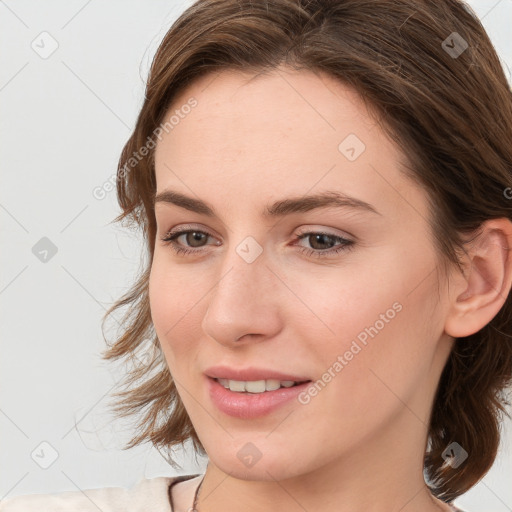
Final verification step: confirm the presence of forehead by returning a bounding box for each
[157,67,377,152]
[153,67,427,222]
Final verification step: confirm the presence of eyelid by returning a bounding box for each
[161,224,353,243]
[294,225,355,240]
[162,223,218,239]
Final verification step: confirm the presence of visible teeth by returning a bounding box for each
[265,379,281,391]
[245,380,266,393]
[216,378,302,393]
[228,379,246,392]
[218,378,230,388]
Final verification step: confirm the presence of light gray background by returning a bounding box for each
[1,1,511,510]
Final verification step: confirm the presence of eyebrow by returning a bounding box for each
[153,189,381,218]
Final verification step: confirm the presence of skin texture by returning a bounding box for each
[149,67,512,512]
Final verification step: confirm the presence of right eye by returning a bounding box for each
[160,227,220,255]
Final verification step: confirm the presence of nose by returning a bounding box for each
[201,243,284,347]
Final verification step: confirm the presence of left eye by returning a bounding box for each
[160,228,355,258]
[292,231,355,258]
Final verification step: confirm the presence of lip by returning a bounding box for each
[204,365,311,382]
[207,376,312,419]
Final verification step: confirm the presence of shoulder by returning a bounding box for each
[0,475,197,512]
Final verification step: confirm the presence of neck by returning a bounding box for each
[195,407,452,512]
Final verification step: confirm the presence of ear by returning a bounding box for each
[444,218,512,338]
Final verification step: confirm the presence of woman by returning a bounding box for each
[2,0,511,511]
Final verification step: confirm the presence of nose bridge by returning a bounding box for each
[216,234,271,296]
[211,237,272,312]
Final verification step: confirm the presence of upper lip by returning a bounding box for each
[205,365,311,382]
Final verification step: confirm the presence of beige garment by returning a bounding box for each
[0,474,201,512]
[0,474,468,512]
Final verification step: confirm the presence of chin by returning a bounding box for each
[219,459,301,482]
[206,437,316,482]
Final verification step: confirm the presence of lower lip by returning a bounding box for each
[206,377,312,419]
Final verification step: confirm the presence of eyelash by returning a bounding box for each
[160,227,355,259]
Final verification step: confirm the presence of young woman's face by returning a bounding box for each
[150,68,456,482]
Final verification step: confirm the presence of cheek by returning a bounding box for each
[301,248,440,375]
[309,265,442,422]
[294,276,403,384]
[148,257,205,366]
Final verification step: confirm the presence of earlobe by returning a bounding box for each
[444,218,512,339]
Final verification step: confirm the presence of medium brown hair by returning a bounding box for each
[101,0,512,502]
